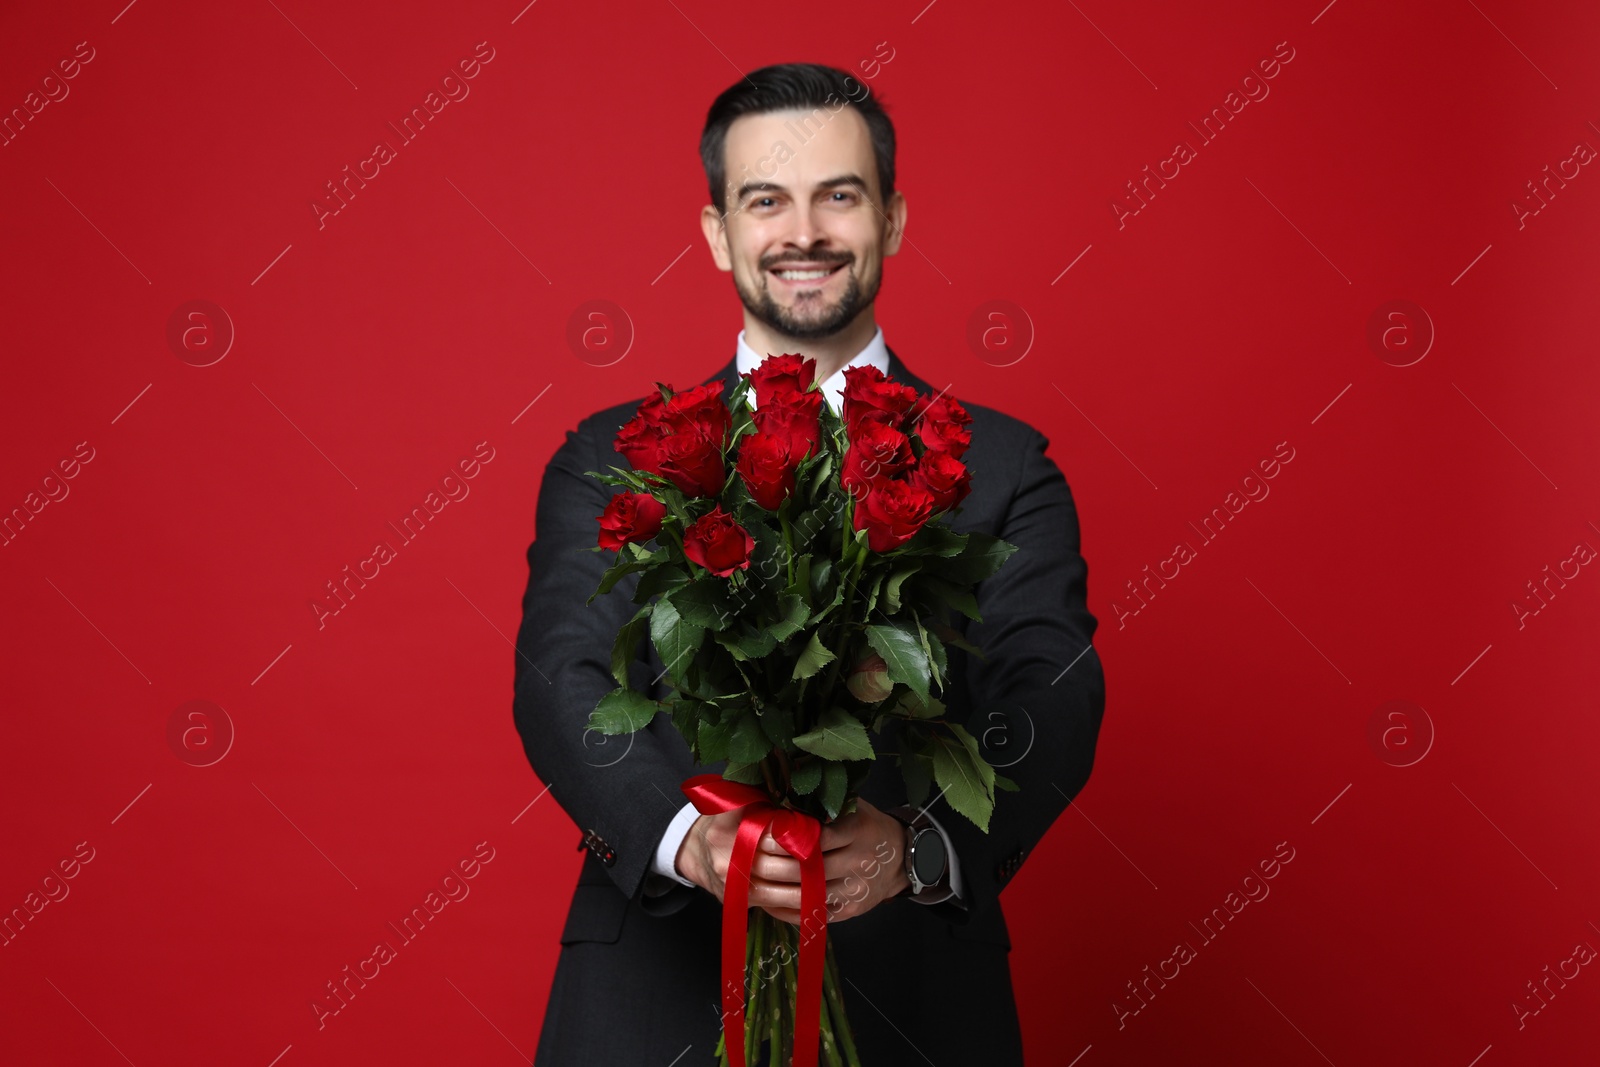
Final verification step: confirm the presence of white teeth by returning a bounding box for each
[775,268,833,279]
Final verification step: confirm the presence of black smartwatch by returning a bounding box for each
[888,805,956,905]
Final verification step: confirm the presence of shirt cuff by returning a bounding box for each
[650,800,702,888]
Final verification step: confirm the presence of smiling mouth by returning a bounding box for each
[768,262,847,284]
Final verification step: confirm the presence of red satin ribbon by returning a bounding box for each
[682,773,826,1067]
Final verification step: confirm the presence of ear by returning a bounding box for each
[882,190,907,256]
[700,204,734,271]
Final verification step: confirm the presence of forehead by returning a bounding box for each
[722,105,876,192]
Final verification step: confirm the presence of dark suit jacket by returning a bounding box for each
[513,347,1105,1064]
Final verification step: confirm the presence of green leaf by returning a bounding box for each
[585,466,662,494]
[587,555,651,603]
[860,570,887,616]
[759,705,796,750]
[864,621,931,702]
[727,373,753,417]
[746,520,784,586]
[820,761,849,819]
[808,558,835,604]
[895,690,946,720]
[913,614,942,691]
[900,750,934,807]
[730,376,753,408]
[790,759,823,795]
[696,715,732,763]
[928,619,987,661]
[729,713,771,763]
[610,604,651,687]
[930,532,1019,585]
[883,561,922,614]
[669,581,734,631]
[785,553,813,609]
[807,453,836,500]
[768,593,809,643]
[902,523,967,557]
[724,761,765,786]
[923,618,948,689]
[946,721,996,794]
[586,688,661,735]
[993,771,1020,792]
[650,598,705,683]
[634,566,689,603]
[932,735,994,833]
[793,706,875,761]
[915,574,982,621]
[791,632,837,680]
[714,623,778,661]
[669,699,703,752]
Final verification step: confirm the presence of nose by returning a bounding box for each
[785,199,819,252]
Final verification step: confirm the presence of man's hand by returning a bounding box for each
[675,796,912,925]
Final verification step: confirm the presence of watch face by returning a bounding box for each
[912,827,946,885]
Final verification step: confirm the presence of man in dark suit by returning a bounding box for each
[513,63,1104,1064]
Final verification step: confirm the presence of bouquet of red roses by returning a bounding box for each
[585,353,1017,1067]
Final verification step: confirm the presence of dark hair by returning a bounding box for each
[700,62,896,216]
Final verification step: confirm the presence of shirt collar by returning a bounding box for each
[735,325,889,413]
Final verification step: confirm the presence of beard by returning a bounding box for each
[733,258,880,341]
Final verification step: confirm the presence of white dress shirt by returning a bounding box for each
[644,326,966,906]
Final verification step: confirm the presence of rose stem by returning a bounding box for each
[823,937,862,1067]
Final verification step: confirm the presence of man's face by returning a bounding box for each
[702,106,905,341]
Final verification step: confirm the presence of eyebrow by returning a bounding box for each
[732,174,869,203]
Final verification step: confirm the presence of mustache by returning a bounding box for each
[763,256,852,269]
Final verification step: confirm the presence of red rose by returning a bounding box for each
[664,381,732,445]
[915,394,973,459]
[596,492,667,550]
[841,365,919,437]
[909,450,972,513]
[657,429,727,497]
[682,505,754,577]
[735,431,798,510]
[840,421,913,498]
[742,353,816,406]
[614,380,731,498]
[853,477,936,553]
[613,390,667,474]
[751,389,824,462]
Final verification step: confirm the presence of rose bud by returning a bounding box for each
[596,492,667,550]
[846,651,893,704]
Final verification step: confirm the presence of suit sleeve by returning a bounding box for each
[922,425,1106,927]
[512,414,715,916]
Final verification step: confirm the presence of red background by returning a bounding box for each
[3,1,1597,1064]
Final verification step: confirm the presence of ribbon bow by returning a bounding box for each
[682,773,827,1067]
